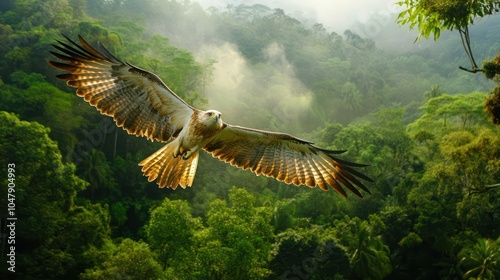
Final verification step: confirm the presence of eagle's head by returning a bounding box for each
[202,110,223,128]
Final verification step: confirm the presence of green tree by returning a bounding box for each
[459,238,500,279]
[408,93,500,207]
[377,204,412,249]
[408,93,491,138]
[81,239,164,280]
[423,84,443,101]
[341,81,363,113]
[78,149,117,200]
[332,216,392,279]
[484,53,500,124]
[350,220,392,279]
[23,204,112,278]
[269,228,350,280]
[0,111,110,279]
[331,108,415,215]
[271,198,299,232]
[194,187,274,279]
[393,91,500,277]
[397,0,500,125]
[439,129,500,196]
[0,71,85,149]
[146,198,202,271]
[0,111,85,242]
[397,0,500,72]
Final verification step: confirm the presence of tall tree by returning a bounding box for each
[397,0,500,72]
[194,187,274,279]
[269,228,350,280]
[397,0,500,126]
[333,217,392,279]
[0,111,110,279]
[145,198,202,271]
[80,239,164,280]
[459,238,500,279]
[78,149,117,200]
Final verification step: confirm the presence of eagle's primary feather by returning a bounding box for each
[49,35,373,198]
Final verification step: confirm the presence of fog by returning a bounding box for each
[197,0,401,33]
[138,0,499,132]
[196,42,313,132]
[179,0,413,131]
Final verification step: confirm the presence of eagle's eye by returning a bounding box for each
[208,112,213,116]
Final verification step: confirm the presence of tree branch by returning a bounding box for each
[458,26,481,73]
[464,25,479,70]
[459,66,483,73]
[469,183,500,195]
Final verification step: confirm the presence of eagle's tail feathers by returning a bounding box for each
[139,143,199,189]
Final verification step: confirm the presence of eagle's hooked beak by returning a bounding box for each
[215,114,219,122]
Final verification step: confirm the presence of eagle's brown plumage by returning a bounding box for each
[203,125,372,197]
[49,35,373,197]
[49,35,193,142]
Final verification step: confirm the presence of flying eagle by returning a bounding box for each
[49,35,373,198]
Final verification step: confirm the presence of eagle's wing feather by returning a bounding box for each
[203,125,373,198]
[49,35,372,196]
[49,35,194,142]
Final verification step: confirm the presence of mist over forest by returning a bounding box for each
[1,0,500,279]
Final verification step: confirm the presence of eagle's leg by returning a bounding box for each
[173,145,189,159]
[182,148,197,160]
[173,145,181,158]
[173,145,195,160]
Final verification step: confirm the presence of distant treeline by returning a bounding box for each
[0,1,499,279]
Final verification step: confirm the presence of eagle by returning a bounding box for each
[49,35,373,198]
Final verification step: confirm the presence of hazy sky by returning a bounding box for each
[188,1,413,130]
[196,0,402,33]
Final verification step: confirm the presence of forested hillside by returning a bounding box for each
[1,0,499,279]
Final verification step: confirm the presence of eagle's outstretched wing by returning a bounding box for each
[49,35,372,197]
[204,125,373,198]
[49,35,194,142]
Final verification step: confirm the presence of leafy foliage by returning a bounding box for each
[80,239,164,280]
[397,0,500,120]
[192,187,274,279]
[146,198,202,271]
[459,238,500,279]
[0,1,499,279]
[397,0,500,40]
